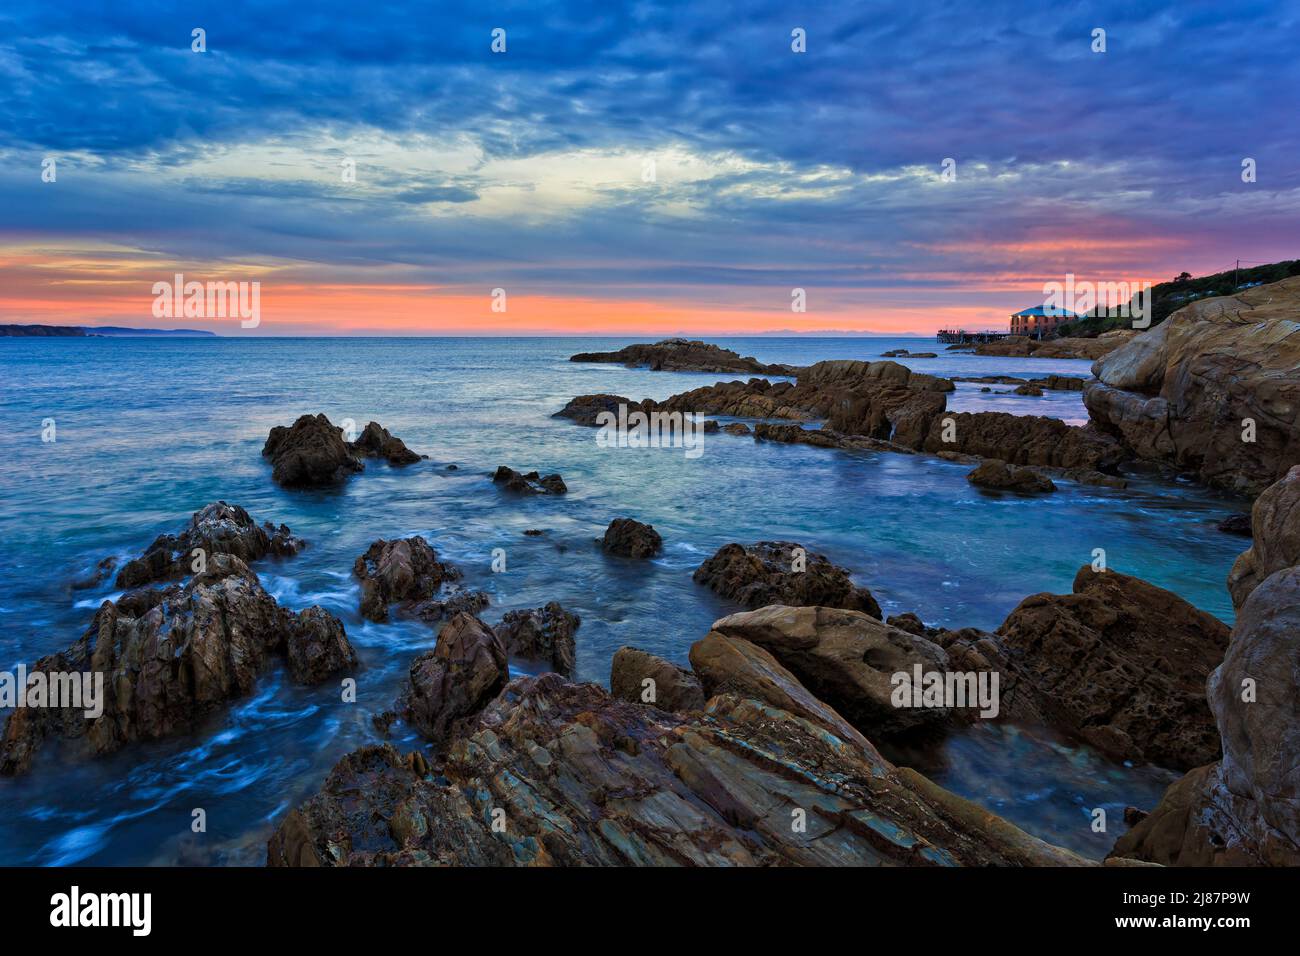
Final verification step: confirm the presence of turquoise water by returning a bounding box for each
[0,336,1246,863]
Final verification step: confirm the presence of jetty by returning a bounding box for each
[935,329,1011,345]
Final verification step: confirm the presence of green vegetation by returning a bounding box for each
[1052,258,1300,338]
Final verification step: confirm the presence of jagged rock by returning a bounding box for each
[400,613,508,743]
[708,605,951,739]
[262,414,364,486]
[288,606,359,684]
[1227,465,1300,609]
[270,673,1089,867]
[600,518,662,558]
[552,394,653,427]
[114,502,304,589]
[723,423,751,436]
[1109,566,1300,865]
[493,466,567,495]
[349,421,422,465]
[71,556,117,590]
[493,602,579,676]
[569,338,792,375]
[895,409,1124,473]
[966,459,1056,493]
[609,646,705,713]
[693,541,881,618]
[887,612,928,636]
[943,566,1229,770]
[0,554,354,775]
[1084,277,1300,494]
[353,537,462,623]
[411,589,490,625]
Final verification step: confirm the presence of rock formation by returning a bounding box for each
[693,541,881,618]
[262,414,364,486]
[399,613,508,744]
[349,421,423,465]
[600,518,663,558]
[1227,464,1300,609]
[609,647,705,712]
[966,459,1056,493]
[353,536,463,623]
[493,466,567,495]
[569,338,793,375]
[493,601,580,676]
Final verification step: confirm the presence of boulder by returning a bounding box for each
[493,601,580,676]
[708,605,952,739]
[493,466,567,495]
[270,672,1089,867]
[400,613,508,743]
[609,646,705,712]
[1227,465,1300,609]
[693,541,881,617]
[1084,277,1300,493]
[966,459,1056,493]
[115,501,304,589]
[600,518,663,558]
[353,537,462,623]
[1109,566,1300,865]
[0,554,354,775]
[349,421,422,465]
[262,414,364,486]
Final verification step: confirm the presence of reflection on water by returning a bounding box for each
[0,336,1244,864]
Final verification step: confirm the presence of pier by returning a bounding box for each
[935,329,1012,344]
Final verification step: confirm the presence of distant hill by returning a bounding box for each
[1,324,216,337]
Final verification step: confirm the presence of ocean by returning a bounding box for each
[0,336,1248,863]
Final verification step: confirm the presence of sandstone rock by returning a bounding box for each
[0,554,354,775]
[569,338,793,375]
[353,537,462,623]
[693,541,881,617]
[1109,566,1300,865]
[887,612,928,636]
[709,605,951,740]
[966,459,1056,493]
[1227,465,1300,609]
[493,466,567,495]
[262,414,364,486]
[400,613,508,743]
[609,646,705,712]
[349,421,422,465]
[115,501,304,589]
[975,333,1134,360]
[896,410,1124,473]
[600,518,662,558]
[271,673,1089,867]
[945,566,1229,770]
[1085,277,1300,493]
[493,601,579,676]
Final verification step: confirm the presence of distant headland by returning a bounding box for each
[1,324,216,337]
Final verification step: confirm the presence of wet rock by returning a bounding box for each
[1216,513,1253,537]
[411,589,490,625]
[569,338,792,375]
[1012,384,1044,397]
[1038,375,1087,391]
[944,566,1229,770]
[493,466,567,495]
[896,409,1124,473]
[71,556,117,590]
[262,414,364,487]
[115,501,304,589]
[287,606,358,684]
[399,613,509,744]
[1227,465,1300,609]
[966,459,1056,493]
[1109,566,1300,865]
[270,673,1088,867]
[523,529,545,536]
[693,541,881,617]
[723,422,751,436]
[552,394,653,427]
[348,421,423,465]
[600,518,663,558]
[1084,277,1300,494]
[353,537,462,623]
[709,604,951,740]
[609,646,705,713]
[493,601,579,676]
[0,554,354,775]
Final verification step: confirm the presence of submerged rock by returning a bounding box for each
[1109,565,1300,865]
[600,518,663,558]
[493,601,580,676]
[262,414,364,486]
[269,671,1088,867]
[1084,277,1300,494]
[943,566,1229,770]
[966,459,1056,493]
[569,338,792,375]
[399,613,508,744]
[115,501,303,589]
[609,646,705,713]
[0,554,354,775]
[693,541,881,618]
[353,536,462,623]
[493,466,567,495]
[1227,465,1300,609]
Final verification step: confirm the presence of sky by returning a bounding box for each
[1,1,1297,335]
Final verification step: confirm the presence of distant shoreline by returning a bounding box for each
[0,324,216,337]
